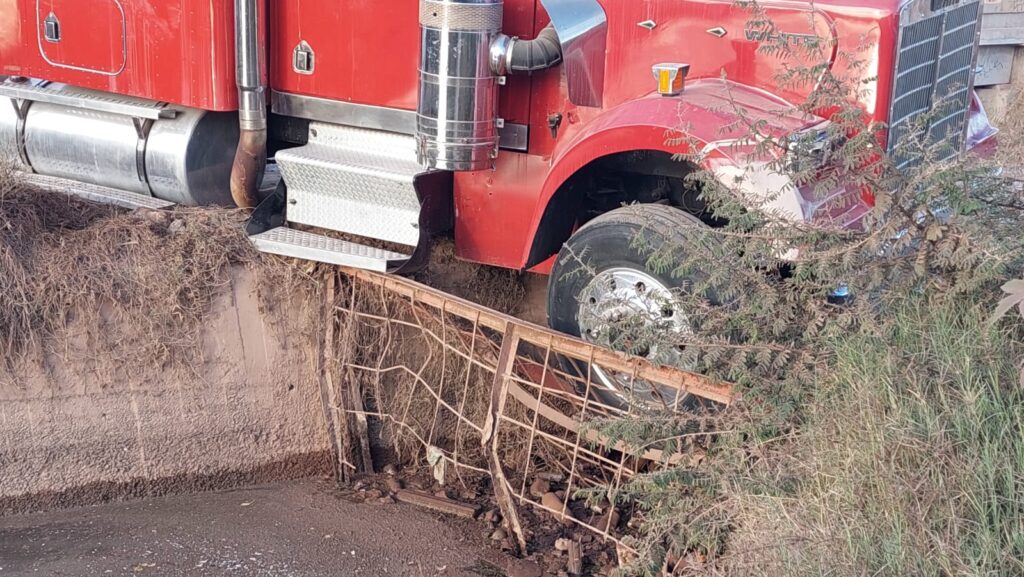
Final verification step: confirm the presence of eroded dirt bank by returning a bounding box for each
[0,174,564,577]
[0,267,332,515]
[0,174,336,514]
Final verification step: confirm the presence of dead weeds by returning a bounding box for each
[0,166,306,381]
[414,238,525,315]
[995,91,1024,167]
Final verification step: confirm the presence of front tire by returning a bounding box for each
[547,204,710,408]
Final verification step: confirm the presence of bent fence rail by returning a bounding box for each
[319,267,734,553]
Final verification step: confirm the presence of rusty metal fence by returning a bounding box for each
[319,268,734,554]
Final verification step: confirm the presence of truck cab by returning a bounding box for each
[0,0,990,388]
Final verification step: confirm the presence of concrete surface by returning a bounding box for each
[0,269,332,514]
[978,46,1024,123]
[0,479,498,577]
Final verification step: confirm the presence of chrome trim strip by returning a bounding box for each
[272,90,416,134]
[20,172,175,210]
[271,90,529,152]
[539,0,607,108]
[35,0,127,76]
[0,80,176,120]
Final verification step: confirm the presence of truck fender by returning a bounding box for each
[525,79,821,268]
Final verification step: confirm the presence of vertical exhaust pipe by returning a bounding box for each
[231,0,266,208]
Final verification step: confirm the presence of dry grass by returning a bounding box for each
[994,92,1024,168]
[413,238,526,315]
[0,166,300,381]
[717,298,1024,577]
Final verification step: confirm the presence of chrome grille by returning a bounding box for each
[888,0,982,167]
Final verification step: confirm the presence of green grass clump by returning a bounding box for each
[721,298,1024,577]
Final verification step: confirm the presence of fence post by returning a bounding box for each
[484,322,528,553]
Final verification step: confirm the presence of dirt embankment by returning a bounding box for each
[0,165,537,519]
[0,172,332,514]
[0,266,332,514]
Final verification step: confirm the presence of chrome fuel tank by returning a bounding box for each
[26,100,151,195]
[146,109,239,205]
[0,81,238,206]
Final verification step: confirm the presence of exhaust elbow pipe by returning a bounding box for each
[231,0,266,208]
[490,24,562,76]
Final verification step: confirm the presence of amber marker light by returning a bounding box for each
[651,63,691,96]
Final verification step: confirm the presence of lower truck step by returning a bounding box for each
[249,122,452,274]
[248,227,409,272]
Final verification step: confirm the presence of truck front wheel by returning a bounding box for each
[547,204,711,408]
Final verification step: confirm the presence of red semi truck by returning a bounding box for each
[0,0,992,392]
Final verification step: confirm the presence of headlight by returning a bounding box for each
[785,121,836,175]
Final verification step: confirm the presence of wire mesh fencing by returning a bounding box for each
[321,268,735,554]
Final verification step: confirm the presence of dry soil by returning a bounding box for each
[0,478,505,577]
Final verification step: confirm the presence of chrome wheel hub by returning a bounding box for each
[578,268,692,405]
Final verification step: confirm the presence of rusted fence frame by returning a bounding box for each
[344,268,735,405]
[333,267,735,554]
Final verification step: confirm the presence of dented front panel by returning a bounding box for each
[452,0,904,269]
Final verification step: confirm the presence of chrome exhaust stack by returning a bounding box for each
[231,0,267,208]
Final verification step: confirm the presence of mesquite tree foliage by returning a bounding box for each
[578,3,1024,574]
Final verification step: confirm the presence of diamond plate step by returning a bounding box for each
[21,172,176,210]
[250,227,410,272]
[275,123,424,247]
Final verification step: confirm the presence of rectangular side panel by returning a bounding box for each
[36,0,126,75]
[980,12,1024,45]
[269,0,536,125]
[270,0,422,111]
[0,0,238,111]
